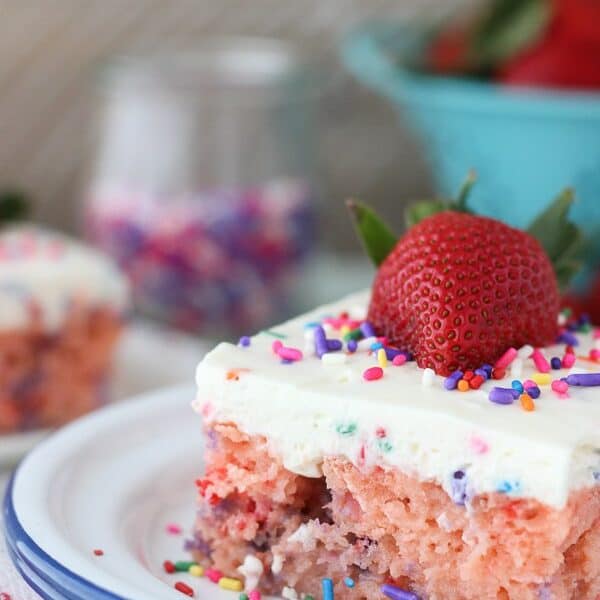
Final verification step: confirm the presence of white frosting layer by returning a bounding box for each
[0,226,129,331]
[195,290,600,508]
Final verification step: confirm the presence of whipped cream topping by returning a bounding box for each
[195,290,600,508]
[0,225,129,331]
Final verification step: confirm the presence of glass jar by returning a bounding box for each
[84,38,318,335]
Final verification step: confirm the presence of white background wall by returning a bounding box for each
[0,1,463,248]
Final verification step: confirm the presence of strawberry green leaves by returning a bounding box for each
[346,171,476,267]
[405,171,476,228]
[346,199,397,266]
[348,173,585,289]
[404,200,448,230]
[418,0,551,76]
[349,174,477,267]
[527,188,585,290]
[469,0,551,71]
[0,188,29,225]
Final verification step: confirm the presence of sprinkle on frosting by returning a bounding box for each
[566,373,600,386]
[495,347,517,370]
[470,436,489,454]
[393,354,408,367]
[520,393,535,412]
[421,367,434,386]
[532,349,551,373]
[551,379,569,398]
[444,370,463,390]
[360,321,375,338]
[531,372,551,386]
[497,480,521,495]
[377,438,393,453]
[262,329,287,339]
[363,366,384,381]
[489,387,517,405]
[336,422,357,436]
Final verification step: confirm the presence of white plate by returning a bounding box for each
[0,321,209,469]
[5,384,277,600]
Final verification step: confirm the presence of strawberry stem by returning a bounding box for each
[454,170,477,211]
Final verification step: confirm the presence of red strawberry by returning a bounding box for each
[563,271,600,324]
[367,211,560,376]
[499,22,600,89]
[553,0,600,43]
[426,28,471,75]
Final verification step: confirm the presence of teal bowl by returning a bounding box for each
[342,24,600,284]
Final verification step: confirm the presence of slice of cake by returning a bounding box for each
[0,226,129,432]
[191,192,599,599]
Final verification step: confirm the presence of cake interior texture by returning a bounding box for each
[192,422,600,600]
[0,225,128,432]
[0,306,122,432]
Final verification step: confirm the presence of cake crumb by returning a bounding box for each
[238,554,264,592]
[271,552,285,574]
[436,511,454,532]
[287,523,314,549]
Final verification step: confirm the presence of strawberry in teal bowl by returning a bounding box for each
[342,0,600,288]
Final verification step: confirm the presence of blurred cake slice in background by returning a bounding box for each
[0,225,129,433]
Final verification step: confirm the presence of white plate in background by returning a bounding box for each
[0,321,209,468]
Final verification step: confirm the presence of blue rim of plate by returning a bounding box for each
[3,472,126,600]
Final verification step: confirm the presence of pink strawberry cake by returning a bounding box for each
[0,225,128,432]
[191,194,599,599]
[193,291,599,599]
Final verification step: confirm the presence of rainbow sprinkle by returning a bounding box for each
[444,370,463,390]
[494,347,517,370]
[520,393,535,411]
[218,577,243,591]
[377,348,388,368]
[531,349,551,373]
[174,581,194,597]
[322,578,334,600]
[363,366,384,381]
[393,354,408,367]
[381,584,420,600]
[489,387,518,405]
[531,372,551,386]
[566,373,600,386]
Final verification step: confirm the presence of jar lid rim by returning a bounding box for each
[101,37,322,94]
